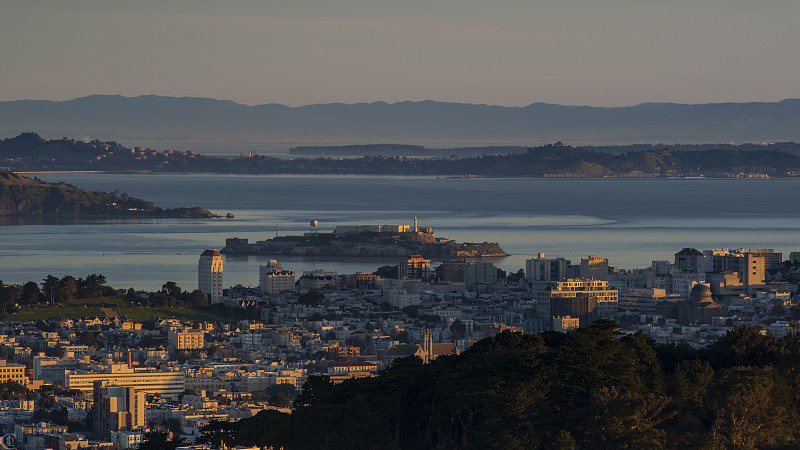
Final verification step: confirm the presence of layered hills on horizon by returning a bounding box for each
[1,95,799,151]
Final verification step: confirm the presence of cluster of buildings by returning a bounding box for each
[2,245,800,449]
[0,317,298,449]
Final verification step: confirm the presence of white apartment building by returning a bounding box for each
[198,249,223,304]
[65,364,185,398]
[526,253,569,282]
[259,260,296,295]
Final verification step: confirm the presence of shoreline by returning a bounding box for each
[15,170,791,180]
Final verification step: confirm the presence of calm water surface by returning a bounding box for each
[1,174,798,290]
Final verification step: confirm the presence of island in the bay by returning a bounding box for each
[222,220,508,258]
[0,171,218,218]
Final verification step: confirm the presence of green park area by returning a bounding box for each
[0,276,237,323]
[3,304,229,323]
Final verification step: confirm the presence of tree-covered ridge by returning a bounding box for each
[199,322,800,449]
[3,133,800,177]
[0,172,217,217]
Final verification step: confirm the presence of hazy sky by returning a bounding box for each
[2,1,798,107]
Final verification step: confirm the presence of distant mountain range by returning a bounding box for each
[1,95,799,150]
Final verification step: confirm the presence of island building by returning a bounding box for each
[335,224,410,234]
[198,249,223,304]
[64,364,185,398]
[334,217,432,235]
[259,260,296,295]
[93,382,145,439]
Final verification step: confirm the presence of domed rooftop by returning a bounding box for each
[689,283,713,304]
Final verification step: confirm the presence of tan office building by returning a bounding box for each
[65,365,184,398]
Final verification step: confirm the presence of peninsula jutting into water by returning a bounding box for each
[221,220,508,258]
[0,171,218,218]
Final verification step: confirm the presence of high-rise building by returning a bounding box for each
[748,248,782,271]
[398,255,431,280]
[464,261,498,288]
[441,261,466,282]
[526,253,569,282]
[579,256,609,280]
[535,279,618,319]
[93,382,145,439]
[743,251,767,294]
[702,248,745,273]
[198,249,223,304]
[259,260,296,295]
[675,248,703,273]
[550,294,600,327]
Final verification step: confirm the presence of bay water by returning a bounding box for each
[1,174,799,291]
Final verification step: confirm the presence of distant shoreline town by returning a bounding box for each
[4,133,800,178]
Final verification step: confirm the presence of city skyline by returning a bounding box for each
[2,1,799,107]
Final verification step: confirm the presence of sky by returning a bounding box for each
[1,0,799,107]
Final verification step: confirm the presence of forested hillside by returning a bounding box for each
[198,322,800,449]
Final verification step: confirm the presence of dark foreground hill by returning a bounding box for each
[2,95,800,147]
[196,322,800,450]
[0,172,217,218]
